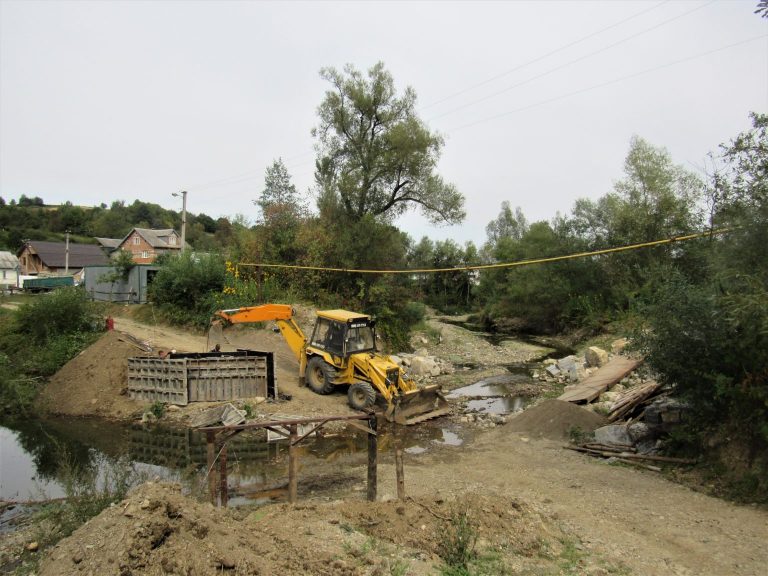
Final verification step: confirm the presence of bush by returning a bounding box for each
[148,252,226,327]
[0,290,105,415]
[636,271,768,460]
[15,287,103,343]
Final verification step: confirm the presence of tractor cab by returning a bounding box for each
[309,310,377,358]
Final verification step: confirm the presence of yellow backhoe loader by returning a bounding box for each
[212,304,449,425]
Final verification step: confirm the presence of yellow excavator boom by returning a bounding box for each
[213,304,306,364]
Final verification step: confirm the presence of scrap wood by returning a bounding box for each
[583,442,637,453]
[615,458,662,472]
[608,380,661,422]
[117,332,153,352]
[564,445,696,464]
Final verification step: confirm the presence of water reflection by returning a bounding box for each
[1,416,466,503]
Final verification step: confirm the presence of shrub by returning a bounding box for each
[15,287,103,343]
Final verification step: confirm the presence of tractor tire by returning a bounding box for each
[306,356,336,395]
[348,382,376,411]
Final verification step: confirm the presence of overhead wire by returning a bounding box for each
[420,0,671,111]
[447,34,767,133]
[428,0,716,122]
[236,228,730,275]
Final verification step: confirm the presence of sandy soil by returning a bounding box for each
[18,312,768,575]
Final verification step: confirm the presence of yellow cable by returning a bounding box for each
[236,228,730,275]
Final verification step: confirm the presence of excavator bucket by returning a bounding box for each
[386,385,451,426]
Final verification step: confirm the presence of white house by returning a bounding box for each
[0,251,21,291]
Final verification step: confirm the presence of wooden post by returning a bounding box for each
[206,431,217,505]
[394,423,405,500]
[395,448,405,501]
[257,266,263,303]
[219,443,228,508]
[367,415,378,502]
[288,424,298,504]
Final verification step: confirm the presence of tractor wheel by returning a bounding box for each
[306,356,336,395]
[348,382,376,411]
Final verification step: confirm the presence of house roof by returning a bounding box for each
[119,228,181,249]
[19,241,110,268]
[0,251,20,269]
[95,237,121,249]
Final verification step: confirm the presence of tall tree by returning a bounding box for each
[255,158,303,218]
[313,62,464,224]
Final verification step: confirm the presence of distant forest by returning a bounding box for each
[0,196,230,252]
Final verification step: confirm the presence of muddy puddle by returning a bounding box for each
[0,416,465,507]
[448,372,533,415]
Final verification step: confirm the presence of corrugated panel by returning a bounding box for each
[187,356,268,402]
[127,357,189,405]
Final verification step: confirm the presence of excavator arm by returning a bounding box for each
[213,304,307,363]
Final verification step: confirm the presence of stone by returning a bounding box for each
[546,364,561,377]
[557,355,579,372]
[409,356,440,377]
[627,422,655,443]
[611,338,629,355]
[585,346,609,368]
[389,354,403,366]
[593,424,632,446]
[599,391,620,403]
[166,404,181,412]
[26,541,39,552]
[414,348,429,357]
[543,358,557,366]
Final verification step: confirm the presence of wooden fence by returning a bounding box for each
[127,350,275,406]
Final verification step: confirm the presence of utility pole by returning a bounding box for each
[65,231,70,274]
[172,190,188,251]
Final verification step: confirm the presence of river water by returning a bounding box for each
[0,415,468,506]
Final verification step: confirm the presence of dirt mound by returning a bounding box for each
[38,482,571,576]
[504,398,606,440]
[37,331,147,418]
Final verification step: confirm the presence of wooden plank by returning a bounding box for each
[557,357,641,403]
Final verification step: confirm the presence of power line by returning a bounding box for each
[421,0,670,111]
[447,34,767,134]
[236,228,730,275]
[428,0,715,122]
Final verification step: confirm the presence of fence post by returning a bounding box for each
[367,415,378,502]
[219,443,228,508]
[288,424,298,504]
[206,431,217,505]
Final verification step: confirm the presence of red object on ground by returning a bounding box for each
[106,316,114,331]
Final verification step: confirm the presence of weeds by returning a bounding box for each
[567,425,592,445]
[149,401,166,419]
[437,508,478,571]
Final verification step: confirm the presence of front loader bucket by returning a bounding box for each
[386,385,451,426]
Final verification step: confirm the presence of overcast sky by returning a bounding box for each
[1,0,766,247]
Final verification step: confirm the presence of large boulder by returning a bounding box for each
[585,346,609,368]
[409,356,441,377]
[593,424,632,446]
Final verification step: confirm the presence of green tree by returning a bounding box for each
[254,158,306,264]
[313,62,464,224]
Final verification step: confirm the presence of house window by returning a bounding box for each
[133,236,140,245]
[169,236,176,245]
[142,251,149,259]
